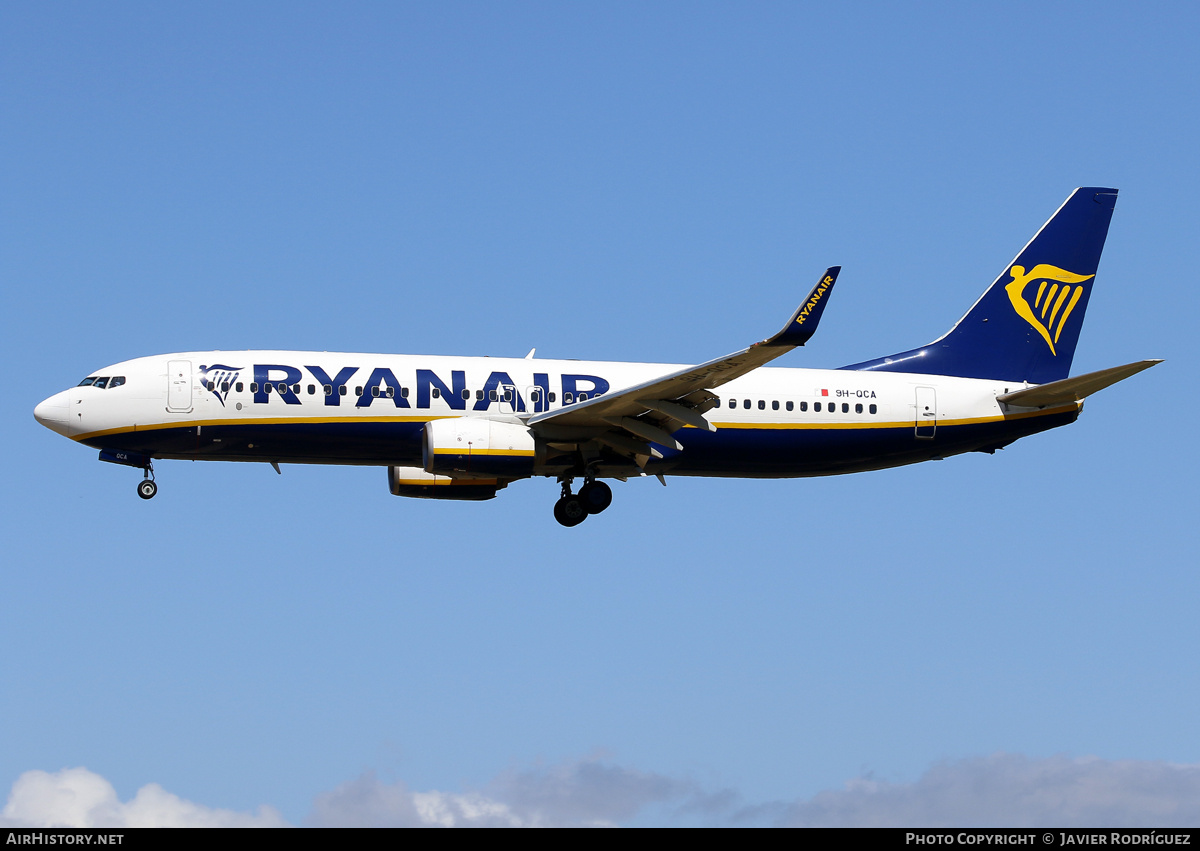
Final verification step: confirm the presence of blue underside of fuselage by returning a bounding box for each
[81,408,1078,478]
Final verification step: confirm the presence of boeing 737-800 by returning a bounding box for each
[34,187,1159,526]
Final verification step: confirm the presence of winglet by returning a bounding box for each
[762,266,841,347]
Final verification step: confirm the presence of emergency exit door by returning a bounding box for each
[915,386,936,439]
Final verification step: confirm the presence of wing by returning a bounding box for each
[527,267,841,461]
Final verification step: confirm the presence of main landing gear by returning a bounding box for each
[553,477,613,527]
[136,465,157,500]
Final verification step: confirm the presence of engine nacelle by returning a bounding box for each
[423,417,537,479]
[387,465,506,501]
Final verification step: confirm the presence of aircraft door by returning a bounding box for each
[915,386,936,439]
[497,383,521,415]
[167,360,193,412]
[525,385,545,415]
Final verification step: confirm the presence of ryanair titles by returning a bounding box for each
[206,363,611,414]
[795,275,835,326]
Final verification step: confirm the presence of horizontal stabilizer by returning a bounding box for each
[997,359,1162,408]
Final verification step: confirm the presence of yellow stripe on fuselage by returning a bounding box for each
[709,403,1080,431]
[73,402,1079,443]
[71,414,453,442]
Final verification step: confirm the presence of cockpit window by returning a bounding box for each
[78,376,126,389]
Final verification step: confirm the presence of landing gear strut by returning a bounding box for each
[552,476,612,527]
[136,464,157,500]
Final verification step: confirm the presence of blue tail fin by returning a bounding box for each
[842,187,1118,384]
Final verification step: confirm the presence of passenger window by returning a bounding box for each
[324,385,332,396]
[78,377,97,386]
[799,401,807,412]
[264,383,272,394]
[277,382,287,393]
[869,404,877,414]
[855,403,863,413]
[488,389,497,402]
[743,399,751,409]
[250,382,259,393]
[814,402,821,412]
[401,387,409,398]
[563,392,573,404]
[206,381,215,391]
[372,386,380,397]
[772,400,779,411]
[530,390,540,403]
[461,389,470,400]
[729,399,736,408]
[476,390,484,400]
[291,384,300,394]
[758,400,765,410]
[221,381,230,393]
[339,386,347,396]
[549,392,556,402]
[307,384,315,395]
[578,392,588,402]
[786,401,793,411]
[431,388,440,399]
[236,382,244,393]
[386,386,394,398]
[355,386,363,396]
[842,403,849,413]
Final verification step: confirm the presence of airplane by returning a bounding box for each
[33,187,1160,526]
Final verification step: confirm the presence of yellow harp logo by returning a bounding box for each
[1004,264,1094,355]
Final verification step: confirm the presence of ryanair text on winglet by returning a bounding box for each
[794,275,835,326]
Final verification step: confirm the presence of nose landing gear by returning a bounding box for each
[98,450,158,500]
[136,464,157,500]
[552,477,613,527]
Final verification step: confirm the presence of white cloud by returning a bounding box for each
[7,754,1200,828]
[310,759,697,827]
[309,772,525,828]
[0,767,288,828]
[756,754,1200,827]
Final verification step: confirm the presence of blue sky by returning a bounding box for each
[3,2,1198,827]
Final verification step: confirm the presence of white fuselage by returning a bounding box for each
[35,350,1078,479]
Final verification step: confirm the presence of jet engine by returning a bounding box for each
[422,417,537,479]
[387,465,507,501]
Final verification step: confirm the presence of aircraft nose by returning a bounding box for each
[34,390,71,437]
